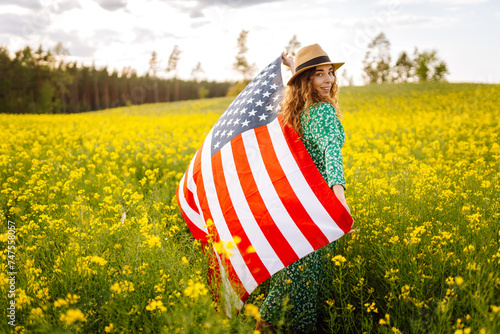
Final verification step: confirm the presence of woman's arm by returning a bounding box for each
[332,184,350,214]
[332,184,355,233]
[281,52,295,74]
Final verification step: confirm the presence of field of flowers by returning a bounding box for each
[0,82,499,333]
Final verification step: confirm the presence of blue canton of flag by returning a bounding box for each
[211,57,283,155]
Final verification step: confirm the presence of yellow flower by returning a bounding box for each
[146,235,161,248]
[59,309,86,324]
[331,255,347,266]
[54,298,68,308]
[110,280,135,295]
[183,279,208,299]
[244,303,261,321]
[105,323,114,332]
[145,299,167,312]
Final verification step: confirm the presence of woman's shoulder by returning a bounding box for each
[307,102,336,118]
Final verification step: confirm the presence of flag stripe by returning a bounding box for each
[254,124,330,250]
[177,174,206,240]
[184,158,200,213]
[267,118,347,241]
[190,137,250,303]
[200,131,257,293]
[212,146,272,283]
[278,116,353,233]
[213,245,245,315]
[230,133,299,268]
[241,129,315,259]
[220,140,285,277]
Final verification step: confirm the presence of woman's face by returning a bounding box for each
[311,64,335,98]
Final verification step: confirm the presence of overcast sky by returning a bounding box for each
[1,0,499,85]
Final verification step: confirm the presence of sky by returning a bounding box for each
[1,0,499,85]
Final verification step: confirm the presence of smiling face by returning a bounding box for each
[312,64,335,98]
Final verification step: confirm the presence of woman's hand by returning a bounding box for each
[332,184,356,234]
[332,184,350,214]
[281,52,295,73]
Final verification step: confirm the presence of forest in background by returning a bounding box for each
[0,45,230,114]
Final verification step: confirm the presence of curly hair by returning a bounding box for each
[280,67,340,138]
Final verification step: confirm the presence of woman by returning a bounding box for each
[256,44,351,333]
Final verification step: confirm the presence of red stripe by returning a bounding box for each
[178,204,207,241]
[192,140,249,302]
[205,211,249,302]
[212,149,271,284]
[254,125,329,250]
[177,150,205,241]
[231,133,299,266]
[278,115,353,232]
[182,160,200,215]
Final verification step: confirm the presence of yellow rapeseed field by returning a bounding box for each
[0,82,499,333]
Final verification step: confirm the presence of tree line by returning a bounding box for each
[0,44,230,114]
[361,32,449,85]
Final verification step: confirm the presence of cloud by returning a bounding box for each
[49,30,98,57]
[131,27,178,43]
[95,0,128,11]
[170,0,284,19]
[0,12,50,36]
[49,0,82,14]
[0,0,42,10]
[331,13,458,31]
[377,0,489,5]
[0,13,30,36]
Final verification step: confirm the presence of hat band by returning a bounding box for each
[295,55,332,72]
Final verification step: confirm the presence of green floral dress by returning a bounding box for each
[259,102,346,332]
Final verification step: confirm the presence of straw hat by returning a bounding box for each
[287,44,344,85]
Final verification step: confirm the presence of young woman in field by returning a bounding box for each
[256,44,352,333]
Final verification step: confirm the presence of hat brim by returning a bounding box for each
[287,62,344,86]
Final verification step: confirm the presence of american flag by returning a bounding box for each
[176,56,353,314]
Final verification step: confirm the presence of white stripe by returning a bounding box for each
[177,173,206,232]
[267,119,345,242]
[241,129,314,258]
[200,131,257,293]
[220,142,285,275]
[184,148,207,233]
[213,246,244,315]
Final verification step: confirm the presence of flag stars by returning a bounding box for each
[242,120,250,127]
[266,105,273,111]
[214,141,221,149]
[263,91,271,98]
[226,130,234,137]
[249,109,257,116]
[270,84,278,90]
[246,97,254,104]
[269,73,276,78]
[259,114,268,121]
[255,100,264,107]
[239,108,247,114]
[261,80,269,86]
